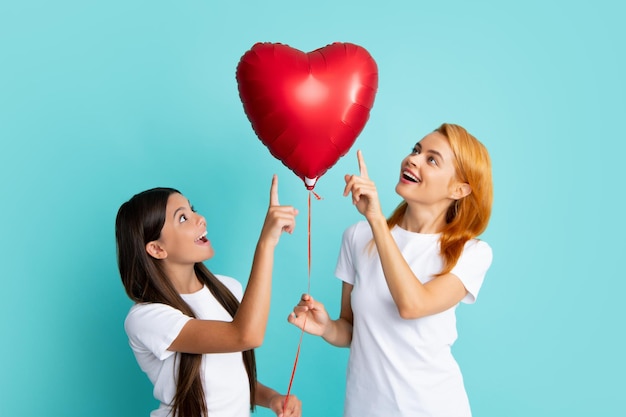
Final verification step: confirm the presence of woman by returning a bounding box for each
[115,175,301,417]
[288,123,493,416]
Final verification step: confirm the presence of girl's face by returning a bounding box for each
[395,131,463,205]
[150,193,214,264]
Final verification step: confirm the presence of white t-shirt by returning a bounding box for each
[335,221,493,417]
[124,275,250,417]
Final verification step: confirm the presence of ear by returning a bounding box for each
[451,182,472,200]
[145,241,167,260]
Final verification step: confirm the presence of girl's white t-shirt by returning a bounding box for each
[336,221,493,417]
[124,275,250,417]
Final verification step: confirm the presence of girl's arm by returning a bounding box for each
[255,382,302,417]
[169,175,298,353]
[288,282,354,347]
[344,151,467,319]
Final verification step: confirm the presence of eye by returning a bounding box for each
[411,146,420,155]
[428,156,438,166]
[179,214,188,223]
[190,205,196,213]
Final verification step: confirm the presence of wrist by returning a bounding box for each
[268,393,284,412]
[320,320,335,342]
[255,236,277,253]
[366,212,387,229]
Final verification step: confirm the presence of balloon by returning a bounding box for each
[236,42,378,190]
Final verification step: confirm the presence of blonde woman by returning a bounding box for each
[289,124,493,417]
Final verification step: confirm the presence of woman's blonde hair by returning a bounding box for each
[387,123,493,275]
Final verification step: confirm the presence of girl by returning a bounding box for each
[115,175,301,417]
[288,123,493,416]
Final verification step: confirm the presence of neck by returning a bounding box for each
[401,203,448,234]
[163,262,203,294]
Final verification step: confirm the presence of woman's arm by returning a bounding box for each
[344,151,467,319]
[169,175,298,353]
[255,382,302,417]
[368,215,467,318]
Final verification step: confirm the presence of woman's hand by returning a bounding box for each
[287,294,331,337]
[343,150,384,222]
[260,175,298,247]
[268,393,302,417]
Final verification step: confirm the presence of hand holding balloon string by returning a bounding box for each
[288,293,332,338]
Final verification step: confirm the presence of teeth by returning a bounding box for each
[403,170,420,183]
[195,231,207,242]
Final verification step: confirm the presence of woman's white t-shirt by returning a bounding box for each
[335,221,493,417]
[124,275,250,417]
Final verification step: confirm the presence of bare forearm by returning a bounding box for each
[322,317,353,347]
[255,382,281,408]
[369,217,469,318]
[368,216,426,317]
[232,240,275,346]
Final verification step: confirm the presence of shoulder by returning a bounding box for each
[463,239,493,261]
[125,301,183,322]
[214,274,243,300]
[454,239,493,278]
[124,302,192,358]
[338,221,373,254]
[124,302,190,337]
[126,301,179,320]
[342,221,372,241]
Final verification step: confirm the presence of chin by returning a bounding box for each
[197,249,214,262]
[395,182,409,198]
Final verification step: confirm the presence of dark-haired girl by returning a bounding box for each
[115,175,301,417]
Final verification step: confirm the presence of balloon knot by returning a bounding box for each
[310,190,322,200]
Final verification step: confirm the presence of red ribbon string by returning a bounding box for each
[283,190,321,413]
[306,190,322,294]
[282,315,306,412]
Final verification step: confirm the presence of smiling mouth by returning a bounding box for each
[195,231,208,243]
[402,170,420,183]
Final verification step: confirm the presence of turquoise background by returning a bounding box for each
[1,0,624,416]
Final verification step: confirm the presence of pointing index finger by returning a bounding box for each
[269,174,279,206]
[357,150,369,179]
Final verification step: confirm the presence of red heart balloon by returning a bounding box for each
[236,42,378,190]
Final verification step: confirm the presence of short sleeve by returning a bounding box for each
[451,240,493,304]
[335,223,360,285]
[124,303,192,361]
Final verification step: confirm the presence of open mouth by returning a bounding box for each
[402,170,421,183]
[195,231,208,243]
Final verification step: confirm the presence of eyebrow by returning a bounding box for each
[415,143,445,161]
[172,207,186,220]
[172,199,193,220]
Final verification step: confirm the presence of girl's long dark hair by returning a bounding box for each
[115,187,256,417]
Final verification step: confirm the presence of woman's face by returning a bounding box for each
[395,131,461,206]
[151,193,214,264]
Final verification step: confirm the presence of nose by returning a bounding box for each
[197,213,207,227]
[406,153,419,167]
